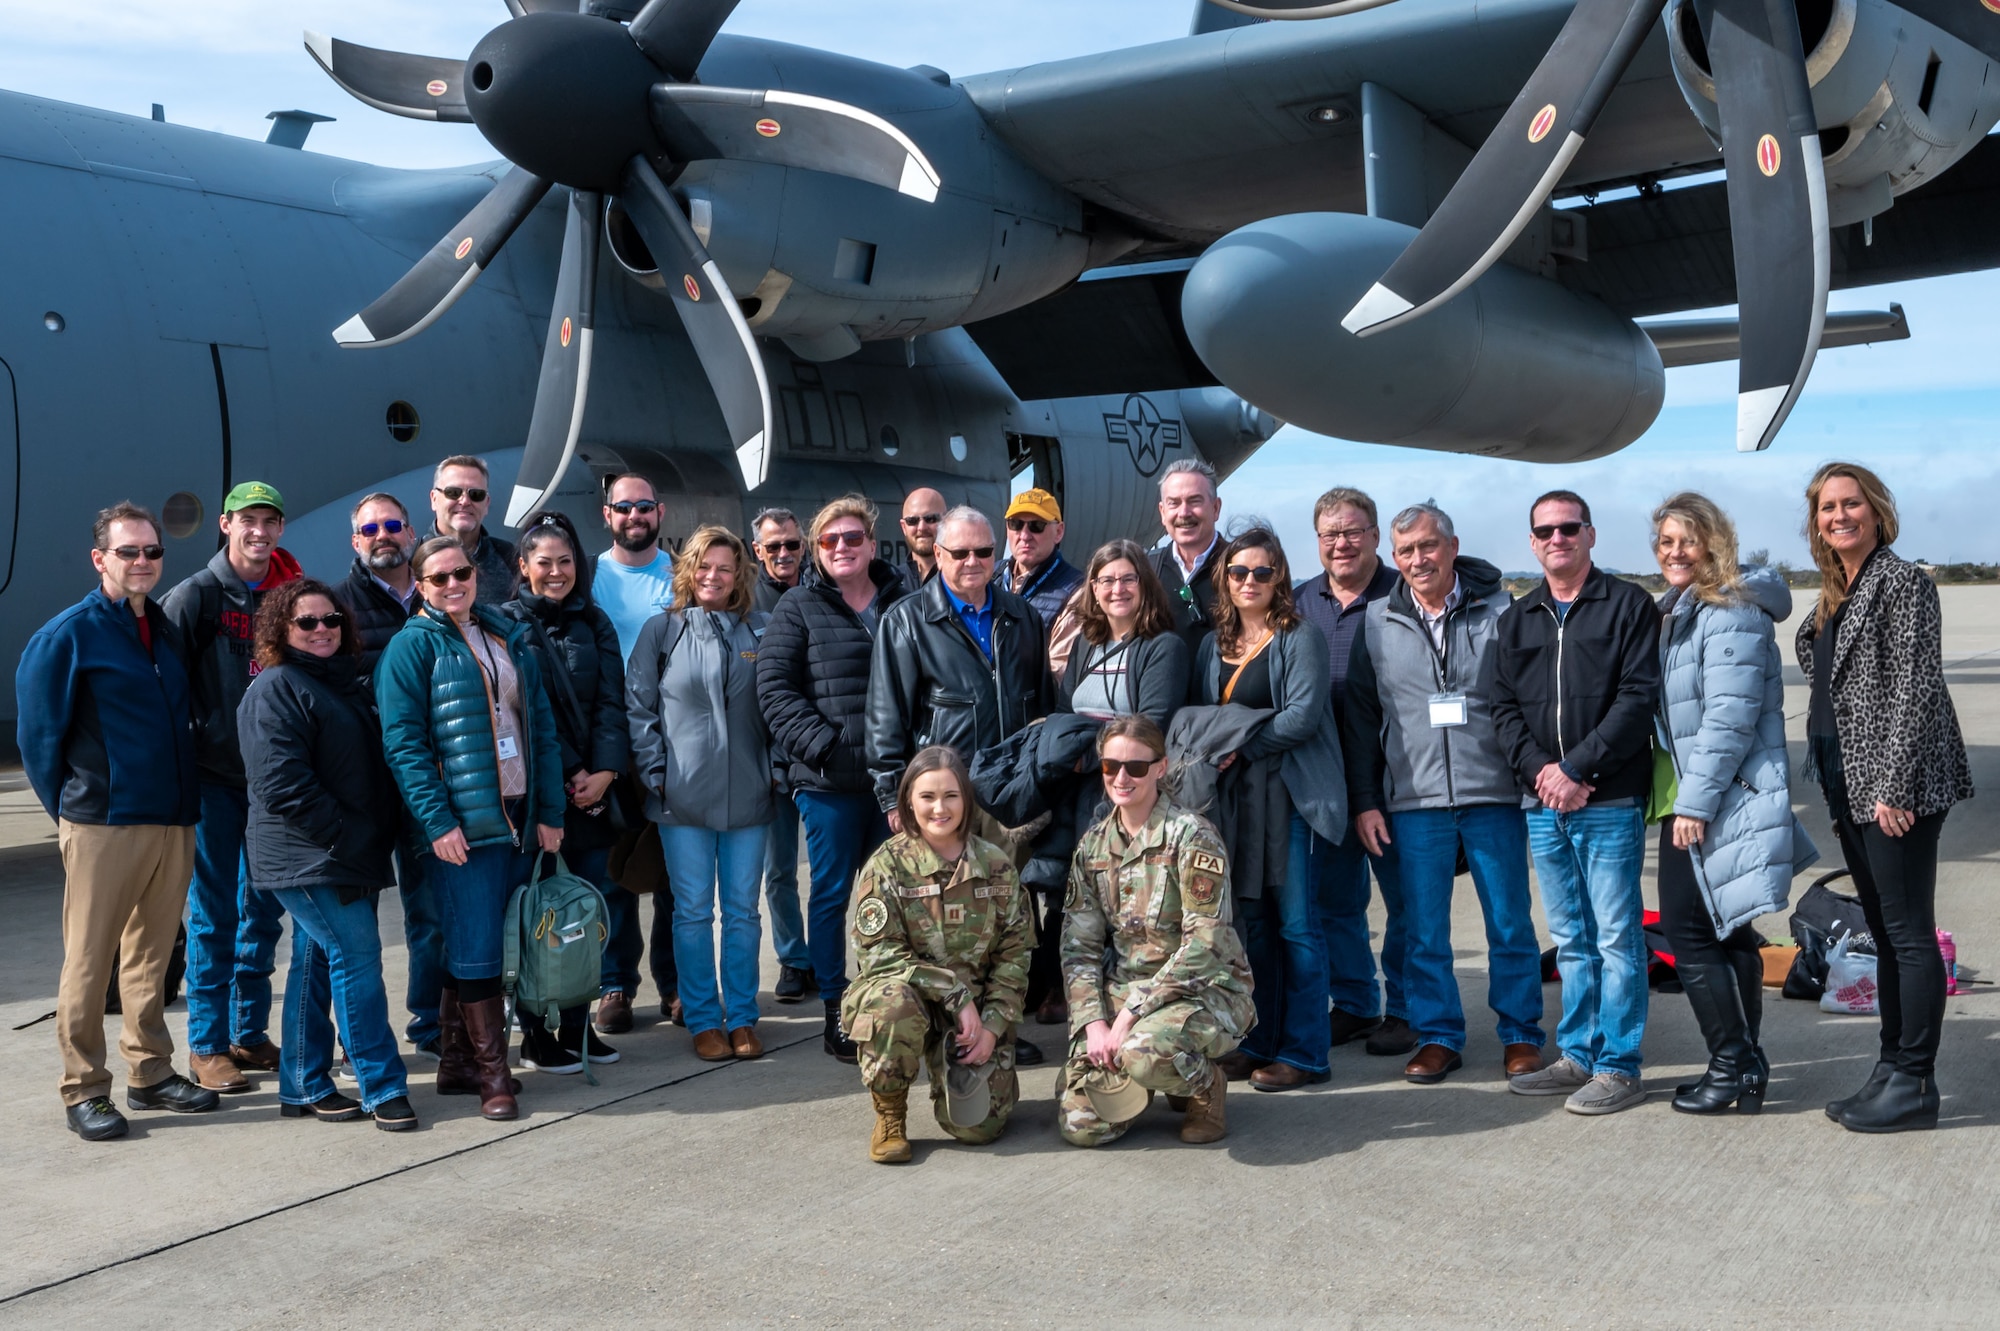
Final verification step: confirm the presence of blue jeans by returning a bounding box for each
[1379,806,1544,1053]
[393,841,443,1047]
[428,838,533,981]
[794,790,891,1003]
[186,782,286,1056]
[765,809,810,971]
[660,823,769,1033]
[1239,813,1332,1074]
[1528,804,1649,1077]
[273,886,409,1112]
[1318,830,1406,1020]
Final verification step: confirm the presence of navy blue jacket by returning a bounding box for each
[17,589,199,826]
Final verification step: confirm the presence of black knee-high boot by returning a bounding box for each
[1672,962,1764,1115]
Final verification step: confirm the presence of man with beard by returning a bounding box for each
[896,487,946,596]
[592,473,675,660]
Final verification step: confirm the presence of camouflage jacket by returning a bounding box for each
[1062,800,1255,1034]
[851,833,1035,1034]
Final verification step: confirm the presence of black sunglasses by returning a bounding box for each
[108,544,166,562]
[1225,564,1278,584]
[1006,518,1049,534]
[901,512,942,527]
[436,486,488,503]
[817,531,869,550]
[355,520,407,538]
[1100,757,1160,779]
[292,612,347,630]
[1531,521,1589,540]
[421,565,476,587]
[761,539,803,554]
[609,500,659,515]
[941,545,995,561]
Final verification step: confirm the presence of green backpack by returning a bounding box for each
[504,853,610,1084]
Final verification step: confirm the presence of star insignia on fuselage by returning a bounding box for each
[1102,393,1184,478]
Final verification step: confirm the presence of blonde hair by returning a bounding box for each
[1805,462,1899,628]
[808,494,878,570]
[669,525,753,618]
[1650,492,1743,608]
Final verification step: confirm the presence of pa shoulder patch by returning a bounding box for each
[856,896,890,939]
[1189,849,1225,877]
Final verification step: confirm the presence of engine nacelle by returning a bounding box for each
[1667,0,2000,220]
[1181,212,1664,463]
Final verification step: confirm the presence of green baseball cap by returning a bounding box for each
[222,481,285,515]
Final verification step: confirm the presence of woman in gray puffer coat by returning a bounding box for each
[1652,493,1816,1116]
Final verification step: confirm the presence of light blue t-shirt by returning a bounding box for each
[593,549,674,662]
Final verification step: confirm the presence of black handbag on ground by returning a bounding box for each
[1783,870,1872,1000]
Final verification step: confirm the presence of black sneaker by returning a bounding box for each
[561,1027,621,1065]
[1329,1008,1384,1047]
[1013,1036,1046,1067]
[1364,1015,1419,1057]
[521,1027,582,1075]
[372,1095,419,1133]
[66,1096,129,1141]
[127,1074,220,1114]
[281,1091,364,1122]
[774,965,813,1004]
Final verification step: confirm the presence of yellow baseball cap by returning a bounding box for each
[1006,488,1061,523]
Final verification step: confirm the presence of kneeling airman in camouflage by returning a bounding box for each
[1060,715,1255,1147]
[843,746,1035,1163]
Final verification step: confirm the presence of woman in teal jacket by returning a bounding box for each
[377,537,564,1122]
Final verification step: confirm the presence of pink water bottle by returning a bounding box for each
[1937,929,1958,996]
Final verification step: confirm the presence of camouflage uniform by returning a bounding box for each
[1058,800,1255,1147]
[841,833,1035,1144]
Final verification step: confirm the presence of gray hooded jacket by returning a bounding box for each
[627,607,774,831]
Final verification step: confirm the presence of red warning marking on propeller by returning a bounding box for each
[1983,0,2000,16]
[683,275,702,301]
[1757,134,1781,176]
[1528,104,1557,144]
[560,317,572,348]
[756,118,781,137]
[426,79,448,97]
[454,237,475,261]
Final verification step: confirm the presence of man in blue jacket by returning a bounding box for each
[18,502,219,1140]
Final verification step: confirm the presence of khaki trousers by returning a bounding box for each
[55,820,196,1105]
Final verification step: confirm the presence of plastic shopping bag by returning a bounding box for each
[1820,932,1881,1015]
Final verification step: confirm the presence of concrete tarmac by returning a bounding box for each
[2,588,1997,1327]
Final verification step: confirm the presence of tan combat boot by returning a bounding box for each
[870,1089,913,1163]
[1180,1064,1228,1144]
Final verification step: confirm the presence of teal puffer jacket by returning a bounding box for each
[376,604,564,849]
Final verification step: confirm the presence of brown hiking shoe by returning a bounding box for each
[1180,1065,1228,1144]
[191,1052,249,1093]
[870,1088,913,1163]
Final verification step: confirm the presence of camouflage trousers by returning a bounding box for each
[844,975,1018,1145]
[1058,1000,1237,1148]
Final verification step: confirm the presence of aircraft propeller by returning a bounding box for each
[308,0,943,520]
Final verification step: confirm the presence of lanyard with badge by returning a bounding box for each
[1421,601,1468,730]
[469,625,520,761]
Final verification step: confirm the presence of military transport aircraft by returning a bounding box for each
[1,0,1996,727]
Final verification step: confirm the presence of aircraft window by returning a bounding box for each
[834,239,877,286]
[386,401,421,444]
[949,434,967,462]
[880,425,899,457]
[43,312,64,333]
[162,492,203,540]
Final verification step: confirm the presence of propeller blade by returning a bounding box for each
[303,32,471,123]
[1878,0,2000,62]
[506,191,602,527]
[1339,0,1666,337]
[628,0,744,82]
[618,157,773,488]
[1203,0,1400,17]
[1703,0,1828,451]
[332,169,554,348]
[651,86,941,202]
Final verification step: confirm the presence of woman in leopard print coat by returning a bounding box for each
[1796,463,1972,1134]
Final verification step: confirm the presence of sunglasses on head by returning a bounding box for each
[761,539,803,554]
[609,500,659,515]
[1006,517,1049,534]
[355,520,407,538]
[1531,521,1588,540]
[901,512,942,528]
[941,545,995,561]
[107,544,165,562]
[817,531,869,550]
[1225,564,1278,584]
[292,612,346,631]
[421,565,476,587]
[1100,757,1160,779]
[436,486,488,503]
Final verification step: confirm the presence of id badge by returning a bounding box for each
[496,734,520,760]
[1428,693,1469,728]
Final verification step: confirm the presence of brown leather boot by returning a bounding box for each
[435,988,478,1096]
[460,996,519,1121]
[869,1089,913,1164]
[1180,1064,1228,1144]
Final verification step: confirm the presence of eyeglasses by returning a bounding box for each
[1317,526,1374,546]
[291,612,347,630]
[106,544,166,562]
[941,545,995,561]
[1531,521,1589,540]
[761,539,803,554]
[355,520,407,538]
[609,500,659,515]
[1006,518,1049,535]
[436,486,489,503]
[817,531,869,551]
[420,565,476,587]
[1225,564,1278,584]
[1092,574,1140,592]
[901,513,942,528]
[1100,757,1160,779]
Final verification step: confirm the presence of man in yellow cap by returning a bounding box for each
[999,488,1083,651]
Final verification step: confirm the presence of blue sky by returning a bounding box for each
[4,0,1994,571]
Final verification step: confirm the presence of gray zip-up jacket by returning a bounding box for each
[1342,557,1523,814]
[626,607,773,831]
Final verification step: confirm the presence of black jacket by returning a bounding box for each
[758,561,905,794]
[1054,629,1190,731]
[340,557,418,685]
[753,568,805,615]
[239,650,400,893]
[865,575,1051,811]
[1482,564,1662,805]
[1149,540,1223,654]
[159,547,301,788]
[1002,551,1085,635]
[504,591,630,848]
